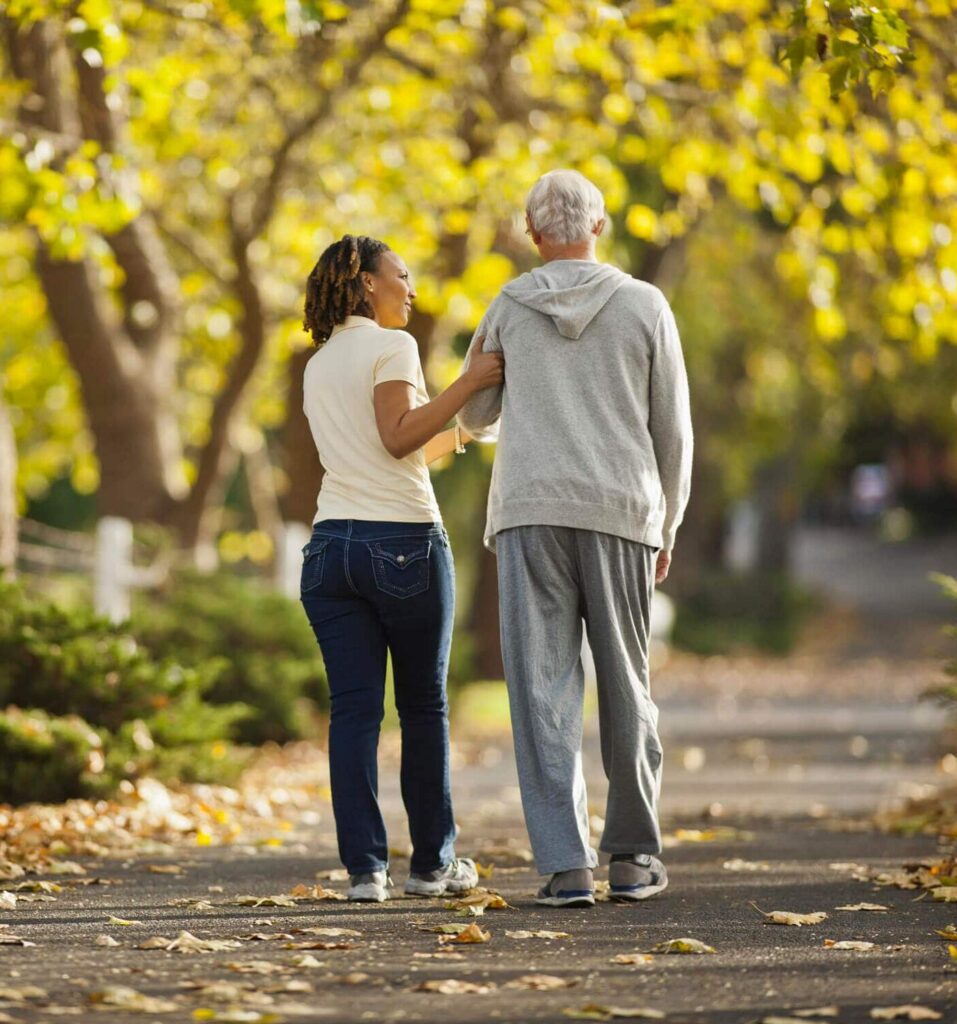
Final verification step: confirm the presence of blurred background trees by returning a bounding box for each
[2,0,956,680]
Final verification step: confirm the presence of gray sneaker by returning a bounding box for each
[404,858,479,896]
[347,870,392,902]
[535,868,595,908]
[608,854,668,902]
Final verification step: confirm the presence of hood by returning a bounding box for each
[501,260,629,339]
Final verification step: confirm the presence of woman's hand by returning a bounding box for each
[463,350,505,392]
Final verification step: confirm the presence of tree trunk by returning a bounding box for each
[279,347,323,525]
[0,392,18,578]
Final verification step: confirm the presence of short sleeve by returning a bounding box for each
[373,332,421,387]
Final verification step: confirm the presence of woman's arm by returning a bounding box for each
[423,427,473,465]
[373,352,503,460]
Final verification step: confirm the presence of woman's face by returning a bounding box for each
[362,251,416,328]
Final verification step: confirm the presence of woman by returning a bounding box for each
[300,235,503,902]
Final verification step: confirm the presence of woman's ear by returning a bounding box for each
[360,271,374,294]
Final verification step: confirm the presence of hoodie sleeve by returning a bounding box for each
[457,306,503,442]
[649,300,693,552]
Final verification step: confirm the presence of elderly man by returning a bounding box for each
[459,170,693,907]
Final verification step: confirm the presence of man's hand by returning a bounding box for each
[655,550,671,584]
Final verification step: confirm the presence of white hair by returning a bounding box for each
[525,170,606,245]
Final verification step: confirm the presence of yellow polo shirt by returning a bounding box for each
[303,316,441,524]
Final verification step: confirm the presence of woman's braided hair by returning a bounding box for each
[303,235,391,345]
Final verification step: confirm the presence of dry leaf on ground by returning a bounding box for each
[448,922,490,944]
[0,986,46,1002]
[192,1010,279,1023]
[835,903,889,912]
[138,931,244,954]
[226,961,287,975]
[0,893,18,910]
[414,979,495,994]
[412,951,466,960]
[281,939,359,950]
[87,985,179,1013]
[869,1007,942,1021]
[287,883,345,901]
[723,859,771,872]
[934,925,957,940]
[292,926,360,937]
[106,915,144,926]
[506,929,571,939]
[563,1004,665,1020]
[95,934,120,947]
[505,974,578,990]
[14,880,61,893]
[147,864,183,874]
[609,953,653,965]
[824,939,876,951]
[315,868,348,882]
[645,938,716,954]
[791,1009,839,1018]
[227,895,296,908]
[336,972,372,985]
[0,933,35,947]
[445,889,511,913]
[929,887,957,903]
[288,954,325,969]
[759,910,828,927]
[418,923,469,935]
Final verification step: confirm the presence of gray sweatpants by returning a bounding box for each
[496,525,663,875]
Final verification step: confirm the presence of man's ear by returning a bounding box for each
[593,217,606,237]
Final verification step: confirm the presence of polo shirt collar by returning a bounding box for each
[330,315,377,336]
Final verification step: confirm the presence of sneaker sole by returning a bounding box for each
[404,877,477,897]
[347,887,390,903]
[608,879,668,903]
[535,893,596,907]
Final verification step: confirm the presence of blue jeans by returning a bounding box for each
[300,519,456,875]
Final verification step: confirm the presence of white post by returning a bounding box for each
[275,521,312,599]
[94,517,134,623]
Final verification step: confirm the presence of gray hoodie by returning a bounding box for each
[458,259,693,552]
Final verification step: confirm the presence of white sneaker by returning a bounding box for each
[347,870,392,902]
[404,858,478,896]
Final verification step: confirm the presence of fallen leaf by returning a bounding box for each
[138,931,244,954]
[282,939,359,950]
[418,923,469,935]
[412,951,465,960]
[228,895,296,908]
[288,954,325,968]
[824,939,876,951]
[147,864,184,875]
[505,974,578,990]
[947,944,957,961]
[869,1008,942,1021]
[563,1004,665,1020]
[14,880,62,893]
[0,933,36,947]
[934,925,957,940]
[45,860,86,875]
[445,889,510,913]
[292,926,360,937]
[336,972,371,985]
[722,859,771,872]
[835,903,889,912]
[168,899,215,911]
[609,953,653,965]
[192,1011,279,1023]
[791,1009,839,1018]
[0,986,47,1002]
[106,915,144,926]
[287,883,345,901]
[475,862,494,879]
[0,893,17,910]
[506,929,571,939]
[314,868,348,882]
[929,887,957,903]
[95,934,121,947]
[87,985,178,1013]
[414,979,495,994]
[226,961,287,975]
[449,922,490,944]
[645,938,716,954]
[760,910,828,927]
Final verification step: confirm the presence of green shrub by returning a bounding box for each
[0,707,108,804]
[132,571,327,744]
[672,570,815,656]
[0,581,248,803]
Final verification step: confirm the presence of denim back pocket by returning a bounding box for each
[367,539,431,599]
[300,537,333,595]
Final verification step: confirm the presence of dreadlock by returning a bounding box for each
[303,235,391,345]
